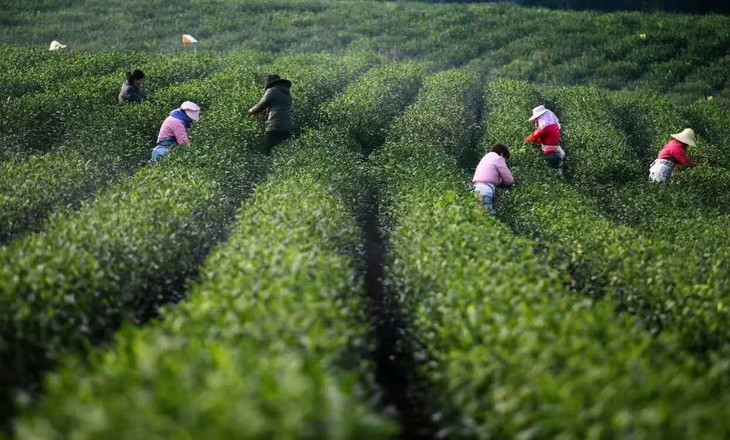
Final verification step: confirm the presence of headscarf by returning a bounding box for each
[170,109,193,129]
[537,109,561,130]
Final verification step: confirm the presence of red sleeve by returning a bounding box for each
[673,144,697,167]
[525,128,543,144]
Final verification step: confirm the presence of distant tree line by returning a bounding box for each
[408,0,730,14]
[519,0,730,13]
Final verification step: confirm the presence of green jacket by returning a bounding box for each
[250,80,294,134]
[118,80,148,105]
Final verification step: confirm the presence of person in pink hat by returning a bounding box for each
[649,128,699,183]
[525,105,566,176]
[151,101,200,162]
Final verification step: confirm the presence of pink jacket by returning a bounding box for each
[157,116,190,146]
[472,152,515,187]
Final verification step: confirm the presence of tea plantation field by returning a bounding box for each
[1,0,729,438]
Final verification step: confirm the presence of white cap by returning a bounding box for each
[528,105,549,122]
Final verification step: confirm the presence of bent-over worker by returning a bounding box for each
[472,143,515,215]
[119,69,148,105]
[525,105,566,176]
[151,101,200,162]
[649,128,698,183]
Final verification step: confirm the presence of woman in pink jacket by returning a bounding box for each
[151,101,201,162]
[472,143,515,215]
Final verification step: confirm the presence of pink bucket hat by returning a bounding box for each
[181,101,201,121]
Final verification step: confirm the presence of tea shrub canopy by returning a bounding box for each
[1,0,729,437]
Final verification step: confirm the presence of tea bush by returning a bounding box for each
[381,153,730,439]
[2,52,414,428]
[0,60,256,243]
[585,91,730,252]
[546,85,644,184]
[323,62,426,155]
[0,51,374,243]
[611,90,689,163]
[0,50,237,164]
[371,67,481,234]
[388,68,481,167]
[685,99,730,169]
[16,129,395,439]
[0,98,171,243]
[1,1,730,435]
[549,89,730,253]
[557,87,730,350]
[0,47,140,98]
[2,1,729,104]
[609,89,730,186]
[671,166,730,216]
[485,79,730,356]
[0,93,74,162]
[0,150,117,242]
[370,72,730,439]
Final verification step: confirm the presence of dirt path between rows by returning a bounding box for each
[361,204,438,439]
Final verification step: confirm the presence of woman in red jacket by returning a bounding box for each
[525,105,566,176]
[649,128,698,183]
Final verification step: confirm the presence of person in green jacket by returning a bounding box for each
[248,74,294,155]
[118,69,148,105]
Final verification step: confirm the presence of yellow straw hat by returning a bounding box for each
[671,128,696,147]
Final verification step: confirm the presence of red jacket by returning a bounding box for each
[525,123,561,154]
[657,139,697,167]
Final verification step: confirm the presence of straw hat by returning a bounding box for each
[528,105,549,122]
[49,40,67,51]
[181,101,201,121]
[671,128,696,147]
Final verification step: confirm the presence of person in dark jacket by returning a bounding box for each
[247,74,294,155]
[118,69,148,105]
